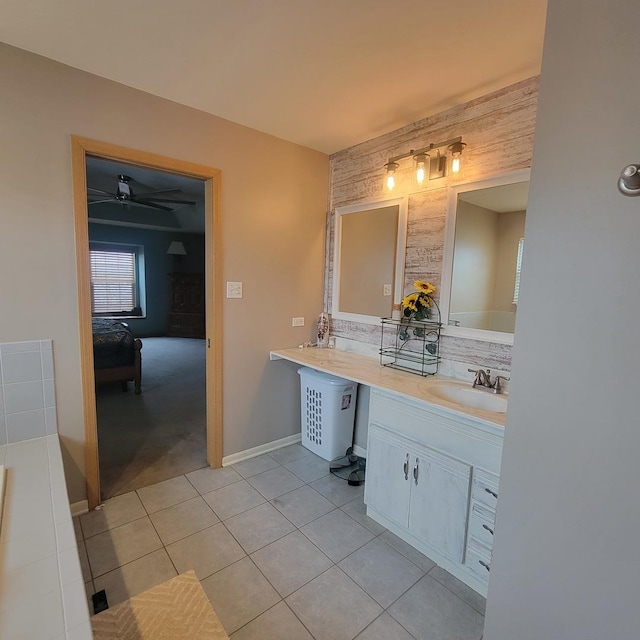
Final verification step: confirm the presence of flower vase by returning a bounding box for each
[317,312,330,348]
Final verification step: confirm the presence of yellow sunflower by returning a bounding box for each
[417,293,433,307]
[414,280,436,295]
[402,292,420,312]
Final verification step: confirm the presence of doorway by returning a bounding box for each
[71,137,222,509]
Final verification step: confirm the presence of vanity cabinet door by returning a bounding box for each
[408,449,472,564]
[365,427,411,528]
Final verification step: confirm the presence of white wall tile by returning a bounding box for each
[6,408,46,442]
[5,435,48,471]
[44,378,56,408]
[0,554,60,613]
[58,547,83,587]
[51,481,71,525]
[66,619,93,640]
[56,518,77,553]
[48,438,66,484]
[0,415,6,447]
[0,588,65,640]
[0,526,57,572]
[62,579,90,631]
[0,340,41,354]
[4,380,45,414]
[45,407,59,435]
[41,349,55,379]
[2,351,43,383]
[0,383,4,412]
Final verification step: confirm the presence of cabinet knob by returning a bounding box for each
[482,524,494,536]
[403,454,409,481]
[479,560,491,572]
[484,487,498,499]
[413,458,419,485]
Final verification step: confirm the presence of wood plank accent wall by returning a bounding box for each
[326,76,539,371]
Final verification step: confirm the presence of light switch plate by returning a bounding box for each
[227,281,243,299]
[383,284,392,296]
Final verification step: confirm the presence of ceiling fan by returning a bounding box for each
[87,174,196,212]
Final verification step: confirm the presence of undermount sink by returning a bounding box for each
[429,382,508,413]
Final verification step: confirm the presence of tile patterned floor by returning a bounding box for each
[76,444,485,640]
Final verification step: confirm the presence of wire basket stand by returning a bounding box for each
[379,299,441,376]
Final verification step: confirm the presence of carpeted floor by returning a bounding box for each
[97,337,207,499]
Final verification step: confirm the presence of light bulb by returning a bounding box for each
[386,173,396,190]
[414,154,427,184]
[448,141,466,174]
[384,161,399,191]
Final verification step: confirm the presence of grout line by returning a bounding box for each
[426,568,487,616]
[82,454,483,639]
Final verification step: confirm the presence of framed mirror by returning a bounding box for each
[440,169,530,345]
[332,197,408,325]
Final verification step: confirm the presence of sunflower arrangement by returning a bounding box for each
[401,280,436,321]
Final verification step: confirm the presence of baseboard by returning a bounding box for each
[222,433,302,467]
[352,444,367,459]
[70,499,89,517]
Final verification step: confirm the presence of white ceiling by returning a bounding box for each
[0,0,547,154]
[460,180,530,213]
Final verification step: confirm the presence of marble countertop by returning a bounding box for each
[270,347,506,430]
[0,436,92,640]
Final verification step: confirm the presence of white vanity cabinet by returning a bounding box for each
[366,424,471,563]
[364,389,504,596]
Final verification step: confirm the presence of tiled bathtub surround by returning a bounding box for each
[0,436,92,640]
[0,339,58,445]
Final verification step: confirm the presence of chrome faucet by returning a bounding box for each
[468,368,510,394]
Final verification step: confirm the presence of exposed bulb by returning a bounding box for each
[448,141,466,174]
[414,154,427,184]
[386,173,396,190]
[384,161,399,191]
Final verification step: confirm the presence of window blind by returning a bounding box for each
[512,237,525,305]
[90,249,137,314]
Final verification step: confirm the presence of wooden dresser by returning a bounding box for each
[167,273,205,338]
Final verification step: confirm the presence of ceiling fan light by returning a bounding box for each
[116,175,132,199]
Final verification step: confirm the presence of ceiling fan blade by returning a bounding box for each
[129,198,174,212]
[135,188,181,197]
[87,187,114,196]
[138,197,197,205]
[87,199,114,205]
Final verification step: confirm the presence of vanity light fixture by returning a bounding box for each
[383,136,465,190]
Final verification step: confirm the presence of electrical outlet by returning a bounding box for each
[292,317,305,327]
[226,282,243,299]
[383,284,392,296]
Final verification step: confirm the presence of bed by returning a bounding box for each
[92,318,143,394]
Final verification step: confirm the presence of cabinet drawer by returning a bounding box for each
[465,538,492,584]
[467,503,496,549]
[471,469,499,510]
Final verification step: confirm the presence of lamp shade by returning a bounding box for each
[167,241,187,256]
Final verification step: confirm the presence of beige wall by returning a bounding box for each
[451,201,498,314]
[493,210,525,311]
[327,76,538,371]
[0,44,329,502]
